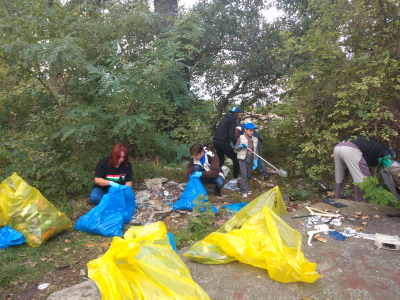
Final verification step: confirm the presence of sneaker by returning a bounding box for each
[263,174,269,179]
[248,191,252,195]
[241,193,248,198]
[215,189,222,198]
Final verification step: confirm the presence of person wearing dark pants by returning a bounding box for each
[187,143,225,197]
[213,107,242,179]
[236,123,269,179]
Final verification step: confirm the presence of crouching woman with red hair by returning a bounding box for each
[90,144,133,205]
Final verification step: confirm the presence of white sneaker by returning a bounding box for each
[241,193,248,198]
[248,191,252,195]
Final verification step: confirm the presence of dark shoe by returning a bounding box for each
[263,173,269,179]
[215,187,222,197]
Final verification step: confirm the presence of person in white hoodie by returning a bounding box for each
[234,123,258,197]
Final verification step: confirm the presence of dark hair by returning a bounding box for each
[108,144,129,168]
[190,143,204,156]
[231,112,241,120]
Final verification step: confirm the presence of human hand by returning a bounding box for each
[252,159,258,170]
[109,181,119,188]
[239,143,248,149]
[191,171,202,178]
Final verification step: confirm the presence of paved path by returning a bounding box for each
[48,199,400,300]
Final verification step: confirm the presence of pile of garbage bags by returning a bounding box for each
[0,173,72,247]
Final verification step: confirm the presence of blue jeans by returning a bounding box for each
[90,187,107,205]
[193,165,224,190]
[257,141,268,176]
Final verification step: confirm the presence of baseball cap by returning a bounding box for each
[244,123,257,129]
[229,107,243,113]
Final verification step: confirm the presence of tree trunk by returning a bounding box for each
[154,0,177,15]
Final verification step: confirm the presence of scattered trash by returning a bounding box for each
[88,222,210,300]
[313,234,327,243]
[329,231,346,241]
[0,225,25,249]
[164,190,170,196]
[307,224,333,246]
[374,234,400,250]
[80,269,86,276]
[0,173,72,247]
[330,217,343,227]
[166,202,172,206]
[38,283,49,290]
[135,190,151,204]
[342,228,357,237]
[75,185,135,237]
[144,178,162,191]
[221,166,230,177]
[355,233,375,240]
[223,179,238,190]
[305,207,339,218]
[322,198,348,208]
[178,183,187,190]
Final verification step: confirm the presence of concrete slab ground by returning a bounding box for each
[48,199,400,300]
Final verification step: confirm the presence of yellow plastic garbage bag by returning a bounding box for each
[88,221,210,300]
[184,187,320,283]
[0,173,72,247]
[0,206,6,227]
[218,186,287,233]
[184,187,287,264]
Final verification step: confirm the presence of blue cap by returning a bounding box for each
[229,107,243,113]
[244,123,257,129]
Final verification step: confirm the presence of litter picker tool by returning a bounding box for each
[247,148,288,177]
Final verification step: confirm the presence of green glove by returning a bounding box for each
[376,155,393,172]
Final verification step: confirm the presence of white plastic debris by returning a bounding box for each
[38,283,49,290]
[342,227,357,237]
[164,190,169,196]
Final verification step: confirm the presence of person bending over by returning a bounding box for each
[186,143,225,198]
[334,135,394,202]
[90,144,133,205]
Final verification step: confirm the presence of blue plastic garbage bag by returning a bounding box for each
[222,203,248,213]
[0,225,25,249]
[75,185,135,237]
[173,177,218,213]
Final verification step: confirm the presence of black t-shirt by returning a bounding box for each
[93,157,133,192]
[346,135,392,167]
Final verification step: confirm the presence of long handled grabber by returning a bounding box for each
[247,148,288,178]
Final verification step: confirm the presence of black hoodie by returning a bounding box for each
[213,113,238,144]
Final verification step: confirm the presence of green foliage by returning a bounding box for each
[355,177,400,208]
[266,0,400,180]
[286,187,310,202]
[192,194,214,217]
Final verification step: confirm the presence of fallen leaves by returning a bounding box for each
[257,275,261,279]
[63,248,70,252]
[40,258,47,262]
[373,207,379,210]
[355,226,363,231]
[21,259,32,265]
[362,222,367,226]
[362,215,371,220]
[354,211,362,215]
[29,262,37,268]
[375,215,380,218]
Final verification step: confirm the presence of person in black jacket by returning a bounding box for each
[213,107,242,179]
[334,135,394,202]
